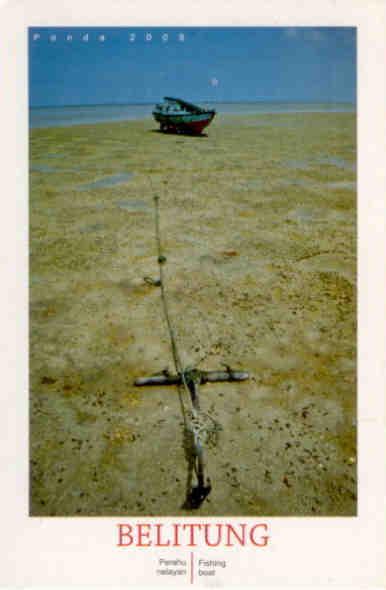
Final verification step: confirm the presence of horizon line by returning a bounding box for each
[30,99,357,109]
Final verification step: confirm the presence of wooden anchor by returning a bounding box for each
[139,195,250,508]
[134,367,249,388]
[134,366,249,508]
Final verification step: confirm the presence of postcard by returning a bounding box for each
[0,0,385,588]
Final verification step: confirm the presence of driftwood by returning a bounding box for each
[134,369,249,387]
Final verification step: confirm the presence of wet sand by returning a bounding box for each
[30,112,356,516]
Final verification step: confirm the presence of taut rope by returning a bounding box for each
[152,195,218,506]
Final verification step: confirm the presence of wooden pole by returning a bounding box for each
[134,370,249,387]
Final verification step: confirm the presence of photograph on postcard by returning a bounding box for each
[29,27,356,517]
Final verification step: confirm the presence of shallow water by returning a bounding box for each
[46,153,65,159]
[30,164,59,173]
[326,181,355,190]
[238,180,264,190]
[77,173,133,191]
[279,178,321,192]
[318,156,355,171]
[79,223,105,234]
[29,102,356,129]
[115,199,148,211]
[284,159,311,170]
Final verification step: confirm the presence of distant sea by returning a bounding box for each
[29,102,355,129]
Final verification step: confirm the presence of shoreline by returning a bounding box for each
[29,105,356,131]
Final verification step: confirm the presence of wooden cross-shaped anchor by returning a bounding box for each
[141,195,250,507]
[134,366,249,508]
[134,367,249,388]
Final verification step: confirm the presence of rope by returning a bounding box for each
[124,120,217,493]
[152,195,219,477]
[153,195,204,409]
[148,164,220,506]
[153,194,184,376]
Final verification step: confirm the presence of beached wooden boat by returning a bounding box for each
[152,97,216,135]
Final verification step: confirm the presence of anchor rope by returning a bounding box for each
[135,129,220,492]
[152,194,220,457]
[153,194,197,412]
[153,194,184,377]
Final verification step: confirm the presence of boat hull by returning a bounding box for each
[153,111,215,135]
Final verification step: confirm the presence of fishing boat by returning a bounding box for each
[152,97,216,135]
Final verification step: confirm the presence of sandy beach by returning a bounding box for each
[30,111,356,516]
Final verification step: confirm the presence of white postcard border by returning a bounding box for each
[0,0,385,588]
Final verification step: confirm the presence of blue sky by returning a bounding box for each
[29,27,356,107]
